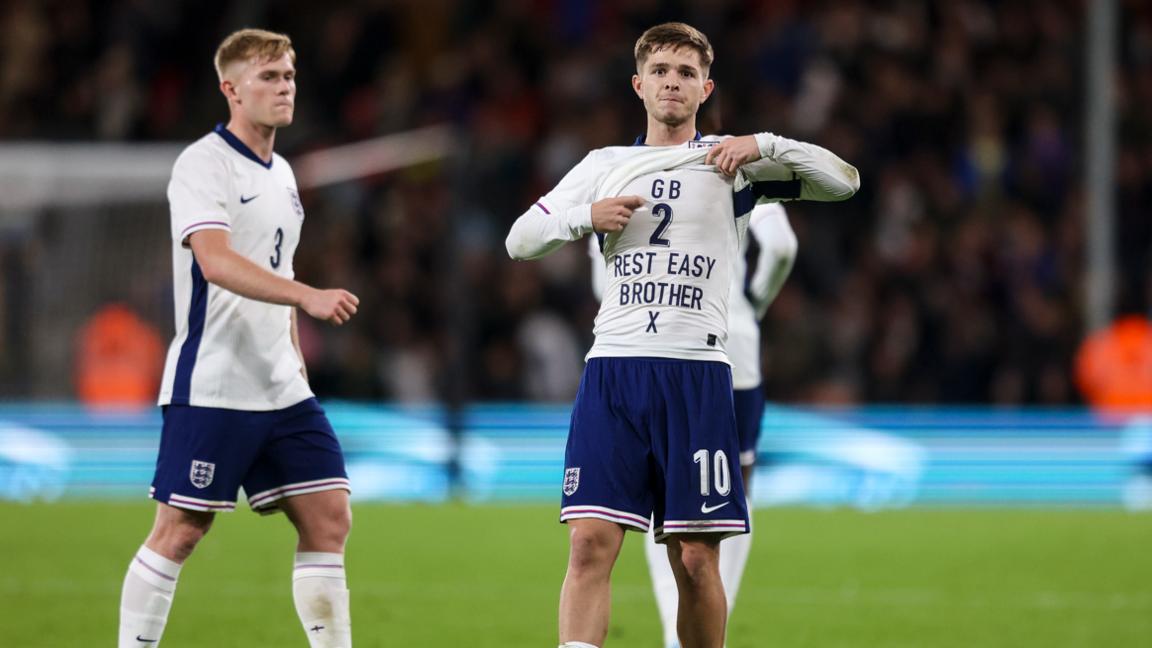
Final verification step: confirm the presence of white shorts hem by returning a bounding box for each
[246,478,351,514]
[560,505,650,532]
[150,488,237,513]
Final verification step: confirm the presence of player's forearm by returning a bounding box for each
[747,207,798,318]
[754,133,860,201]
[590,252,606,303]
[197,247,311,308]
[750,253,796,319]
[506,203,594,260]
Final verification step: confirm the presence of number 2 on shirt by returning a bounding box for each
[271,227,283,269]
[650,203,673,247]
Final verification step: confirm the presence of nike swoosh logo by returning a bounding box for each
[240,194,259,204]
[136,637,158,643]
[701,501,729,514]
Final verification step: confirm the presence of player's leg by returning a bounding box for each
[665,533,726,648]
[646,384,763,647]
[718,386,765,615]
[119,503,215,647]
[652,359,749,648]
[559,518,627,646]
[280,489,353,648]
[243,398,352,648]
[120,404,258,648]
[643,530,680,648]
[559,358,655,648]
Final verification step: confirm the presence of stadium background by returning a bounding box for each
[1,1,1151,647]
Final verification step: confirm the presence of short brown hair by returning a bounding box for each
[214,29,295,81]
[634,23,714,74]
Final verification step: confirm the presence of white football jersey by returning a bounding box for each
[157,124,313,411]
[508,131,856,366]
[591,165,744,362]
[590,202,796,388]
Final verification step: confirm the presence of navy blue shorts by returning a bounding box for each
[734,386,765,467]
[150,397,349,515]
[560,357,748,542]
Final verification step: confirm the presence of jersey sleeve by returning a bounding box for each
[168,146,232,248]
[588,234,606,302]
[746,203,798,319]
[742,133,860,203]
[506,150,604,260]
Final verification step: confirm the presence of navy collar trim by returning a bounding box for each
[214,123,273,169]
[632,131,703,146]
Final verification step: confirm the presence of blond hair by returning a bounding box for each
[214,29,295,81]
[634,23,714,75]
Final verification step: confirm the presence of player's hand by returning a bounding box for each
[301,288,359,325]
[591,195,645,233]
[705,135,763,176]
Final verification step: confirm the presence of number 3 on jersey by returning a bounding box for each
[270,228,283,269]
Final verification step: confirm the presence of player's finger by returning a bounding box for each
[705,144,723,166]
[620,195,646,210]
[714,151,729,173]
[346,292,360,306]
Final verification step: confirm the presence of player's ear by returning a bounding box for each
[220,78,239,103]
[700,78,715,104]
[632,74,644,100]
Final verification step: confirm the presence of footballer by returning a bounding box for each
[506,22,858,648]
[117,29,359,648]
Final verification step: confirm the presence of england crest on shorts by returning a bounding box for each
[563,467,580,496]
[190,460,215,489]
[287,187,304,221]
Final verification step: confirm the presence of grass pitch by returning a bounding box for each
[1,503,1150,647]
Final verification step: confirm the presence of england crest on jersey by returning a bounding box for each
[287,187,304,221]
[190,460,215,489]
[563,467,580,496]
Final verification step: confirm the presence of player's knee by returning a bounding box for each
[668,538,720,586]
[301,502,352,549]
[567,525,618,575]
[151,513,213,561]
[329,503,352,540]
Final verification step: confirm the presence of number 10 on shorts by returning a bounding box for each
[693,449,731,497]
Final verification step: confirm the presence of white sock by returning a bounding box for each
[718,501,754,616]
[559,643,600,648]
[119,545,182,647]
[644,527,681,648]
[293,552,352,648]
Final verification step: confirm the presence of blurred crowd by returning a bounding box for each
[2,0,1151,404]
